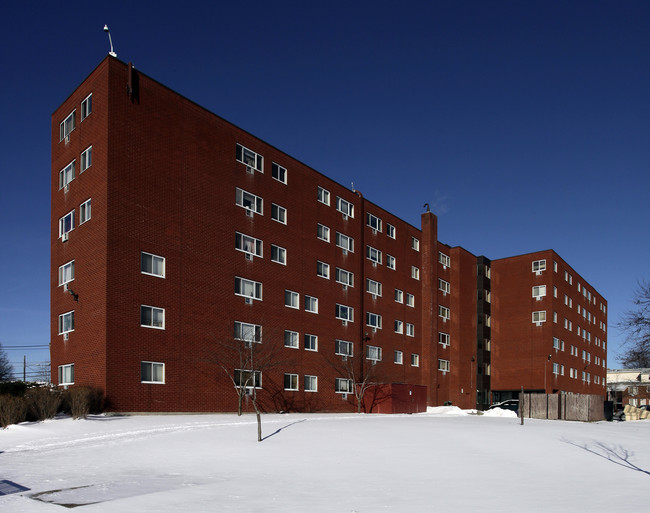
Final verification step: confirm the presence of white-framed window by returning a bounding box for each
[81,93,92,120]
[236,143,263,172]
[271,162,287,184]
[59,161,76,190]
[317,223,330,242]
[366,246,382,265]
[304,375,318,392]
[141,361,165,383]
[336,232,354,253]
[59,110,76,141]
[552,363,559,375]
[336,304,354,323]
[271,203,287,224]
[439,252,450,268]
[285,290,299,309]
[532,311,546,324]
[394,320,403,334]
[406,293,415,308]
[394,289,403,303]
[335,339,353,357]
[411,354,420,367]
[304,334,318,351]
[58,310,75,334]
[271,245,286,265]
[141,305,165,329]
[336,197,354,218]
[367,213,382,232]
[406,323,415,337]
[335,268,354,287]
[317,261,330,279]
[366,278,382,297]
[386,255,396,270]
[553,286,557,298]
[439,306,450,321]
[553,261,558,272]
[439,332,450,347]
[305,295,318,313]
[79,199,91,224]
[58,364,74,385]
[317,186,330,205]
[235,232,263,258]
[532,285,546,298]
[532,259,546,273]
[386,223,396,239]
[56,206,75,237]
[394,350,403,365]
[284,373,299,391]
[235,276,263,301]
[439,279,450,295]
[234,321,262,344]
[553,337,560,349]
[58,260,75,286]
[141,252,165,277]
[235,187,263,214]
[234,369,261,389]
[366,312,382,330]
[284,330,299,348]
[80,146,92,172]
[335,377,353,393]
[438,359,450,372]
[411,266,420,280]
[411,237,420,251]
[367,345,382,361]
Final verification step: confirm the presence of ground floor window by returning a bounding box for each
[58,364,74,385]
[141,361,165,383]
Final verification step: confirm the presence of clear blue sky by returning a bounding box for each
[0,1,648,376]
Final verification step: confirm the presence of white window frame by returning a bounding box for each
[335,377,353,393]
[285,290,299,309]
[234,369,262,389]
[386,223,396,239]
[234,321,262,344]
[366,312,382,330]
[304,334,318,352]
[271,203,287,224]
[552,363,559,375]
[336,232,354,253]
[317,186,330,205]
[336,197,354,218]
[411,354,420,367]
[271,245,286,265]
[58,260,75,286]
[366,213,382,232]
[304,375,318,392]
[335,268,354,288]
[79,199,91,225]
[271,162,287,184]
[411,237,420,251]
[317,261,330,279]
[532,259,546,273]
[81,93,92,121]
[438,359,450,372]
[236,143,263,172]
[59,160,76,190]
[439,279,450,295]
[335,340,353,357]
[394,289,403,303]
[58,364,74,385]
[532,311,547,324]
[80,146,92,172]
[284,330,299,349]
[411,266,420,280]
[235,232,263,258]
[366,246,382,265]
[317,224,330,242]
[532,285,547,299]
[141,252,165,278]
[406,323,415,337]
[439,306,450,321]
[141,361,165,384]
[335,304,354,323]
[394,350,403,365]
[406,293,415,308]
[394,320,403,334]
[439,252,450,268]
[305,295,318,313]
[366,278,382,298]
[386,255,396,270]
[59,110,76,141]
[284,373,299,391]
[235,187,263,215]
[439,332,450,347]
[58,310,75,334]
[367,345,382,361]
[141,305,165,329]
[235,276,263,301]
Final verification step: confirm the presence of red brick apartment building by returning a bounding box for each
[51,57,607,413]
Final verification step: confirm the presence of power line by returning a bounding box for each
[3,345,50,349]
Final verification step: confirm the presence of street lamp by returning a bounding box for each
[544,354,552,393]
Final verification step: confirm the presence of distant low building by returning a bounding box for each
[607,369,650,410]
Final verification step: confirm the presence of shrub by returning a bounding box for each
[0,394,27,428]
[0,381,29,397]
[25,386,62,421]
[62,386,105,419]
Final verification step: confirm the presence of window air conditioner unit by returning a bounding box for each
[443,292,447,297]
[536,322,542,327]
[63,333,69,341]
[245,297,253,305]
[342,214,348,220]
[372,262,377,268]
[341,393,348,400]
[536,296,542,301]
[64,184,70,193]
[246,166,254,174]
[536,271,542,276]
[372,327,377,333]
[372,229,377,235]
[341,320,347,326]
[62,233,69,242]
[246,209,254,217]
[65,135,70,144]
[63,283,69,292]
[245,253,253,261]
[342,249,348,256]
[342,285,347,291]
[443,265,447,270]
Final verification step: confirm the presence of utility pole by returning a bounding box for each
[23,355,26,381]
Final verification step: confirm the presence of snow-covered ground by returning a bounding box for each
[1,407,648,512]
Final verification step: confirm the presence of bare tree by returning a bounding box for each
[618,279,650,368]
[0,343,13,382]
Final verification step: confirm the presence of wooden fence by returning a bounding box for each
[519,392,605,422]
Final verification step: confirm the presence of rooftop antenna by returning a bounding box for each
[103,25,117,58]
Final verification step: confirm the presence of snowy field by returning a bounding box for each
[1,407,648,512]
